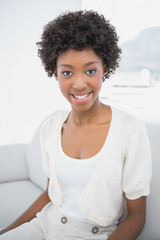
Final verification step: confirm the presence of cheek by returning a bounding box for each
[94,74,103,88]
[58,79,69,95]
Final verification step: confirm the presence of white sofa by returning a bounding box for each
[0,120,160,239]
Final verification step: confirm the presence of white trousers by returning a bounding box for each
[0,202,117,240]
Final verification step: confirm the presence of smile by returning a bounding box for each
[71,91,93,104]
[72,92,91,100]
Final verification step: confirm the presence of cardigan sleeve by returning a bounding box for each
[40,110,69,179]
[122,119,152,200]
[40,120,51,179]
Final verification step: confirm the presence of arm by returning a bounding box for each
[108,196,146,240]
[0,179,50,235]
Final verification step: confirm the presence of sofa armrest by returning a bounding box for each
[0,144,29,183]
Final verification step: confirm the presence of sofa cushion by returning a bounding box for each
[0,180,43,229]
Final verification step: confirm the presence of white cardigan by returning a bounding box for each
[40,107,152,226]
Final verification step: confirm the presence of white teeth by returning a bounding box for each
[73,93,90,100]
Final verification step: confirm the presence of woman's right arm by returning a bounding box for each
[0,179,50,235]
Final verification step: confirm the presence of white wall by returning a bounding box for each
[0,0,81,145]
[1,0,160,145]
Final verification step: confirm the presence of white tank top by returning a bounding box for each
[56,139,100,224]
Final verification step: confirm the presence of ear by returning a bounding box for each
[103,65,108,76]
[54,69,58,80]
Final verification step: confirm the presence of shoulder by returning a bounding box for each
[112,106,136,123]
[111,106,148,142]
[112,106,144,129]
[40,109,70,136]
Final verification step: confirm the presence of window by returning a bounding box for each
[82,0,160,122]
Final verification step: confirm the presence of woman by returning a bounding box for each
[0,10,151,240]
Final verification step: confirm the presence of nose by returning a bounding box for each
[72,75,87,90]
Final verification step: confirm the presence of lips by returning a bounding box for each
[71,91,93,103]
[72,92,91,100]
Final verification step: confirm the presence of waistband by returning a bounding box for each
[37,202,117,238]
[54,204,117,234]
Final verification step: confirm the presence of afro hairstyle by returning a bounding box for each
[37,10,121,80]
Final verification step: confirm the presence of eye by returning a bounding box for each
[86,69,97,75]
[62,71,73,76]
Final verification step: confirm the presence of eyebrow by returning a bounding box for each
[85,61,99,67]
[59,64,74,69]
[59,61,99,68]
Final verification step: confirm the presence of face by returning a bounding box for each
[54,48,107,112]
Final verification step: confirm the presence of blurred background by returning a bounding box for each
[0,0,160,145]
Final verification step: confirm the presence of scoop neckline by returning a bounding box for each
[59,106,114,161]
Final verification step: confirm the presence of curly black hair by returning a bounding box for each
[37,10,121,80]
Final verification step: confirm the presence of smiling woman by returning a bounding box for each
[0,10,151,240]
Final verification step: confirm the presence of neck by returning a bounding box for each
[70,101,105,125]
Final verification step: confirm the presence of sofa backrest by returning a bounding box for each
[121,121,160,240]
[0,144,29,183]
[136,121,160,240]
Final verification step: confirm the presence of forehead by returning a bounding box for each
[56,48,103,67]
